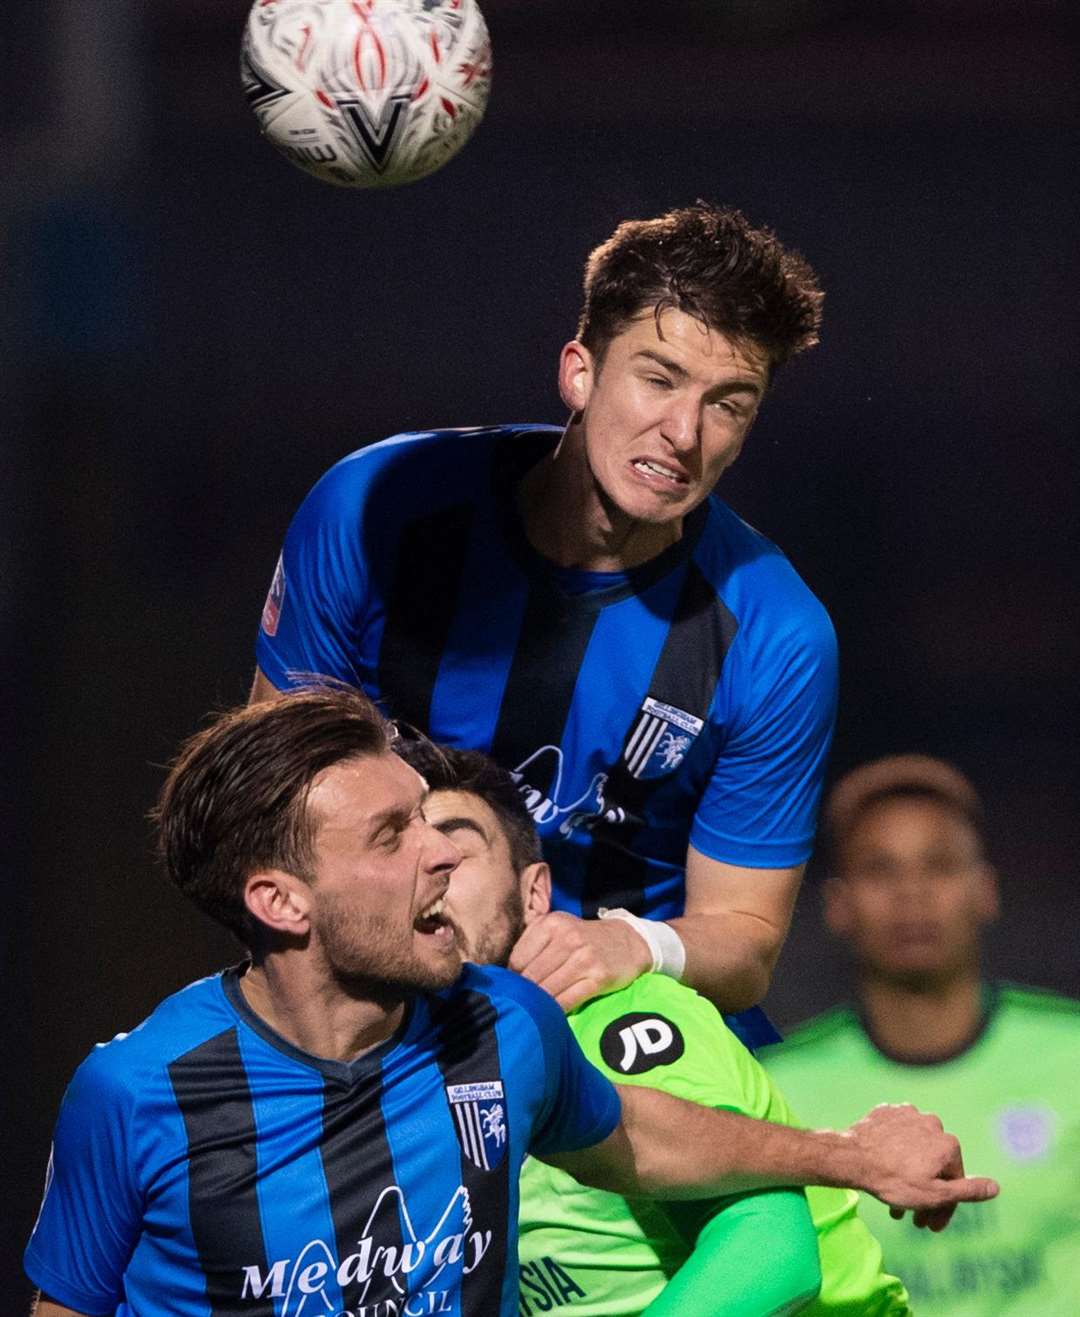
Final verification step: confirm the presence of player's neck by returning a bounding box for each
[518,423,683,571]
[240,958,407,1062]
[858,969,987,1064]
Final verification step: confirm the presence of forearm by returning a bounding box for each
[545,1090,997,1221]
[643,1190,820,1317]
[666,911,780,1012]
[549,1087,867,1200]
[629,1092,868,1199]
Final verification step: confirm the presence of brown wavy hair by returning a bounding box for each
[577,201,823,373]
[154,686,389,944]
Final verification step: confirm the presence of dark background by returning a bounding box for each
[5,0,1078,1296]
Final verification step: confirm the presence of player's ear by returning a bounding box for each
[558,340,594,415]
[244,869,313,939]
[520,861,552,925]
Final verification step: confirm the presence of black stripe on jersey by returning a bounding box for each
[377,504,475,731]
[580,561,739,917]
[489,585,601,797]
[320,1065,404,1312]
[651,559,739,715]
[168,1028,274,1317]
[430,988,510,1317]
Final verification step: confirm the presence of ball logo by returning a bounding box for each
[599,1013,684,1075]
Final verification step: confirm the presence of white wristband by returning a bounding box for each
[598,907,687,982]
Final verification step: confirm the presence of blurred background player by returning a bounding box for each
[398,736,920,1315]
[250,202,836,1047]
[762,754,1080,1314]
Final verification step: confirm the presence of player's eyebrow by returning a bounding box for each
[633,349,690,380]
[633,349,764,398]
[432,816,490,847]
[365,790,428,841]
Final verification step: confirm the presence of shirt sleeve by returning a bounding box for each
[522,982,622,1157]
[255,454,374,691]
[691,597,838,869]
[643,1189,821,1317]
[24,1052,143,1315]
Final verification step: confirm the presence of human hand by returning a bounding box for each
[845,1104,998,1231]
[508,911,653,1011]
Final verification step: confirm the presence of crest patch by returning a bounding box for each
[623,697,704,780]
[446,1080,507,1170]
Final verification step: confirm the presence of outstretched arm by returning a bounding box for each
[538,1088,997,1227]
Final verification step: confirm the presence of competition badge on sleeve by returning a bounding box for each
[261,554,287,636]
[445,1081,507,1171]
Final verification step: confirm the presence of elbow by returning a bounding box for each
[715,951,775,1014]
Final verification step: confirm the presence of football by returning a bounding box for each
[241,0,492,189]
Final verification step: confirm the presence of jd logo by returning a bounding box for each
[599,1013,684,1074]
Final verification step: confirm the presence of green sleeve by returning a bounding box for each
[642,1190,821,1317]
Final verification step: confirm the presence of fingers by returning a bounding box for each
[907,1175,999,1231]
[508,914,610,1011]
[508,912,650,1010]
[912,1203,955,1232]
[942,1175,1000,1204]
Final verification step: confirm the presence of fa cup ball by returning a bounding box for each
[241,0,492,188]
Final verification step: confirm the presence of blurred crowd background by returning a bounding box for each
[4,0,1077,1295]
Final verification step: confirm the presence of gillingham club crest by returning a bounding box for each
[623,697,704,780]
[445,1081,507,1171]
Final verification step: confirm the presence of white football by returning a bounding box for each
[241,0,492,188]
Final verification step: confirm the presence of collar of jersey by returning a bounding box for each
[493,431,711,611]
[220,963,424,1087]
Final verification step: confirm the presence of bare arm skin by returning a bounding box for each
[538,1089,998,1230]
[30,1296,89,1317]
[510,846,802,1013]
[673,845,802,1010]
[250,666,281,703]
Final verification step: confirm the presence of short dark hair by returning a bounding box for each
[577,201,823,372]
[154,688,390,944]
[391,735,542,874]
[824,753,986,870]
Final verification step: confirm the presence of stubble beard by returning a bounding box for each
[312,893,462,997]
[454,887,526,970]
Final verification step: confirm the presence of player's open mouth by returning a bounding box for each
[414,896,453,939]
[631,458,688,488]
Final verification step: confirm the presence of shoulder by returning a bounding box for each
[304,424,560,510]
[439,963,569,1037]
[63,974,236,1111]
[571,974,729,1046]
[568,976,755,1098]
[697,498,836,653]
[995,982,1080,1035]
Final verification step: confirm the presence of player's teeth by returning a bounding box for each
[635,460,678,480]
[423,897,445,918]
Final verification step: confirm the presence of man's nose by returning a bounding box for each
[659,396,698,451]
[425,824,461,876]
